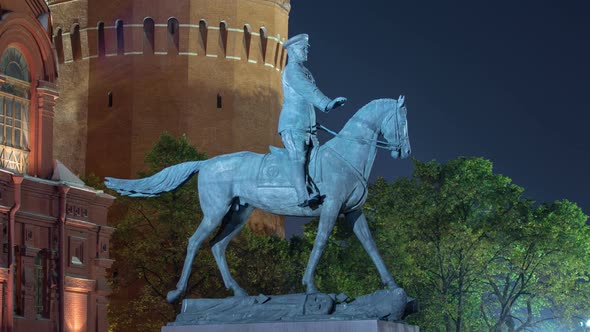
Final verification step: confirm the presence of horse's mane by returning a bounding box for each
[339,98,395,134]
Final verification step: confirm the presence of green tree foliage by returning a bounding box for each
[105,133,297,331]
[481,200,590,331]
[295,157,590,331]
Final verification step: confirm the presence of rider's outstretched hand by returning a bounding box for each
[326,97,347,112]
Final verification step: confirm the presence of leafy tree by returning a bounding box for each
[481,200,590,331]
[104,133,297,331]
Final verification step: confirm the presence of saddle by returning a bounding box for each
[257,146,321,189]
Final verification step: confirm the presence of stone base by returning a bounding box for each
[162,319,419,332]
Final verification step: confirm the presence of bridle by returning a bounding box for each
[317,99,405,151]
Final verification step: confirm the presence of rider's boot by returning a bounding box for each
[305,192,325,209]
[291,161,312,207]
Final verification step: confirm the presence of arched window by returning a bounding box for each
[71,24,82,60]
[219,22,228,57]
[97,22,105,57]
[54,28,64,63]
[116,20,124,55]
[259,27,268,63]
[143,18,155,54]
[243,24,252,60]
[199,20,208,54]
[0,47,31,173]
[167,18,179,54]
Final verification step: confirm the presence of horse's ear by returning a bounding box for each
[398,95,405,108]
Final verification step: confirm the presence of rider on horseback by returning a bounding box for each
[280,33,347,208]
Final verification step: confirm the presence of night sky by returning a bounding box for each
[284,1,590,237]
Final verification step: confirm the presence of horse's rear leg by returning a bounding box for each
[210,203,254,297]
[345,209,399,289]
[166,210,227,303]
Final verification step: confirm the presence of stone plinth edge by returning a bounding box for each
[162,319,419,332]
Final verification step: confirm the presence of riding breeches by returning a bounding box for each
[280,129,317,203]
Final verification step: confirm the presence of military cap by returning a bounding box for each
[283,33,309,49]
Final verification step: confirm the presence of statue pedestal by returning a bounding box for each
[162,320,418,332]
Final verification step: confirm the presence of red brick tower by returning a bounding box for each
[49,0,291,235]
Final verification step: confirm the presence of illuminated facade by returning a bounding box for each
[0,1,114,331]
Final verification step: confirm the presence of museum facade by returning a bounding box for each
[0,1,114,331]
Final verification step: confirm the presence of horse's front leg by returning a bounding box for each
[302,200,341,294]
[345,209,399,289]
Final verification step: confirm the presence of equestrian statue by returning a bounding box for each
[104,34,412,317]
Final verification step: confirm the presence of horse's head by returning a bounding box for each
[381,96,411,159]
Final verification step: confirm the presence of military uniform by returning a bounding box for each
[279,34,342,206]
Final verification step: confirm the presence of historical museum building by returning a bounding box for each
[0,0,115,331]
[49,0,291,236]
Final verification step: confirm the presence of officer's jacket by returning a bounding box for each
[278,61,331,133]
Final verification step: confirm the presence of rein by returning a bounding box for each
[317,122,398,151]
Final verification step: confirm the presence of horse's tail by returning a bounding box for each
[104,161,204,197]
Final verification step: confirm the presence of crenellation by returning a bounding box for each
[61,32,73,62]
[102,22,116,56]
[153,22,168,54]
[80,24,90,60]
[129,21,144,55]
[51,16,286,69]
[205,26,220,58]
[122,20,133,55]
[265,35,281,67]
[178,22,190,54]
[86,24,98,57]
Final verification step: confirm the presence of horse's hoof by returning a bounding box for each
[233,287,248,297]
[385,279,399,290]
[305,284,320,294]
[166,289,183,303]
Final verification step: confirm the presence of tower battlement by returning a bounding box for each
[53,18,287,72]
